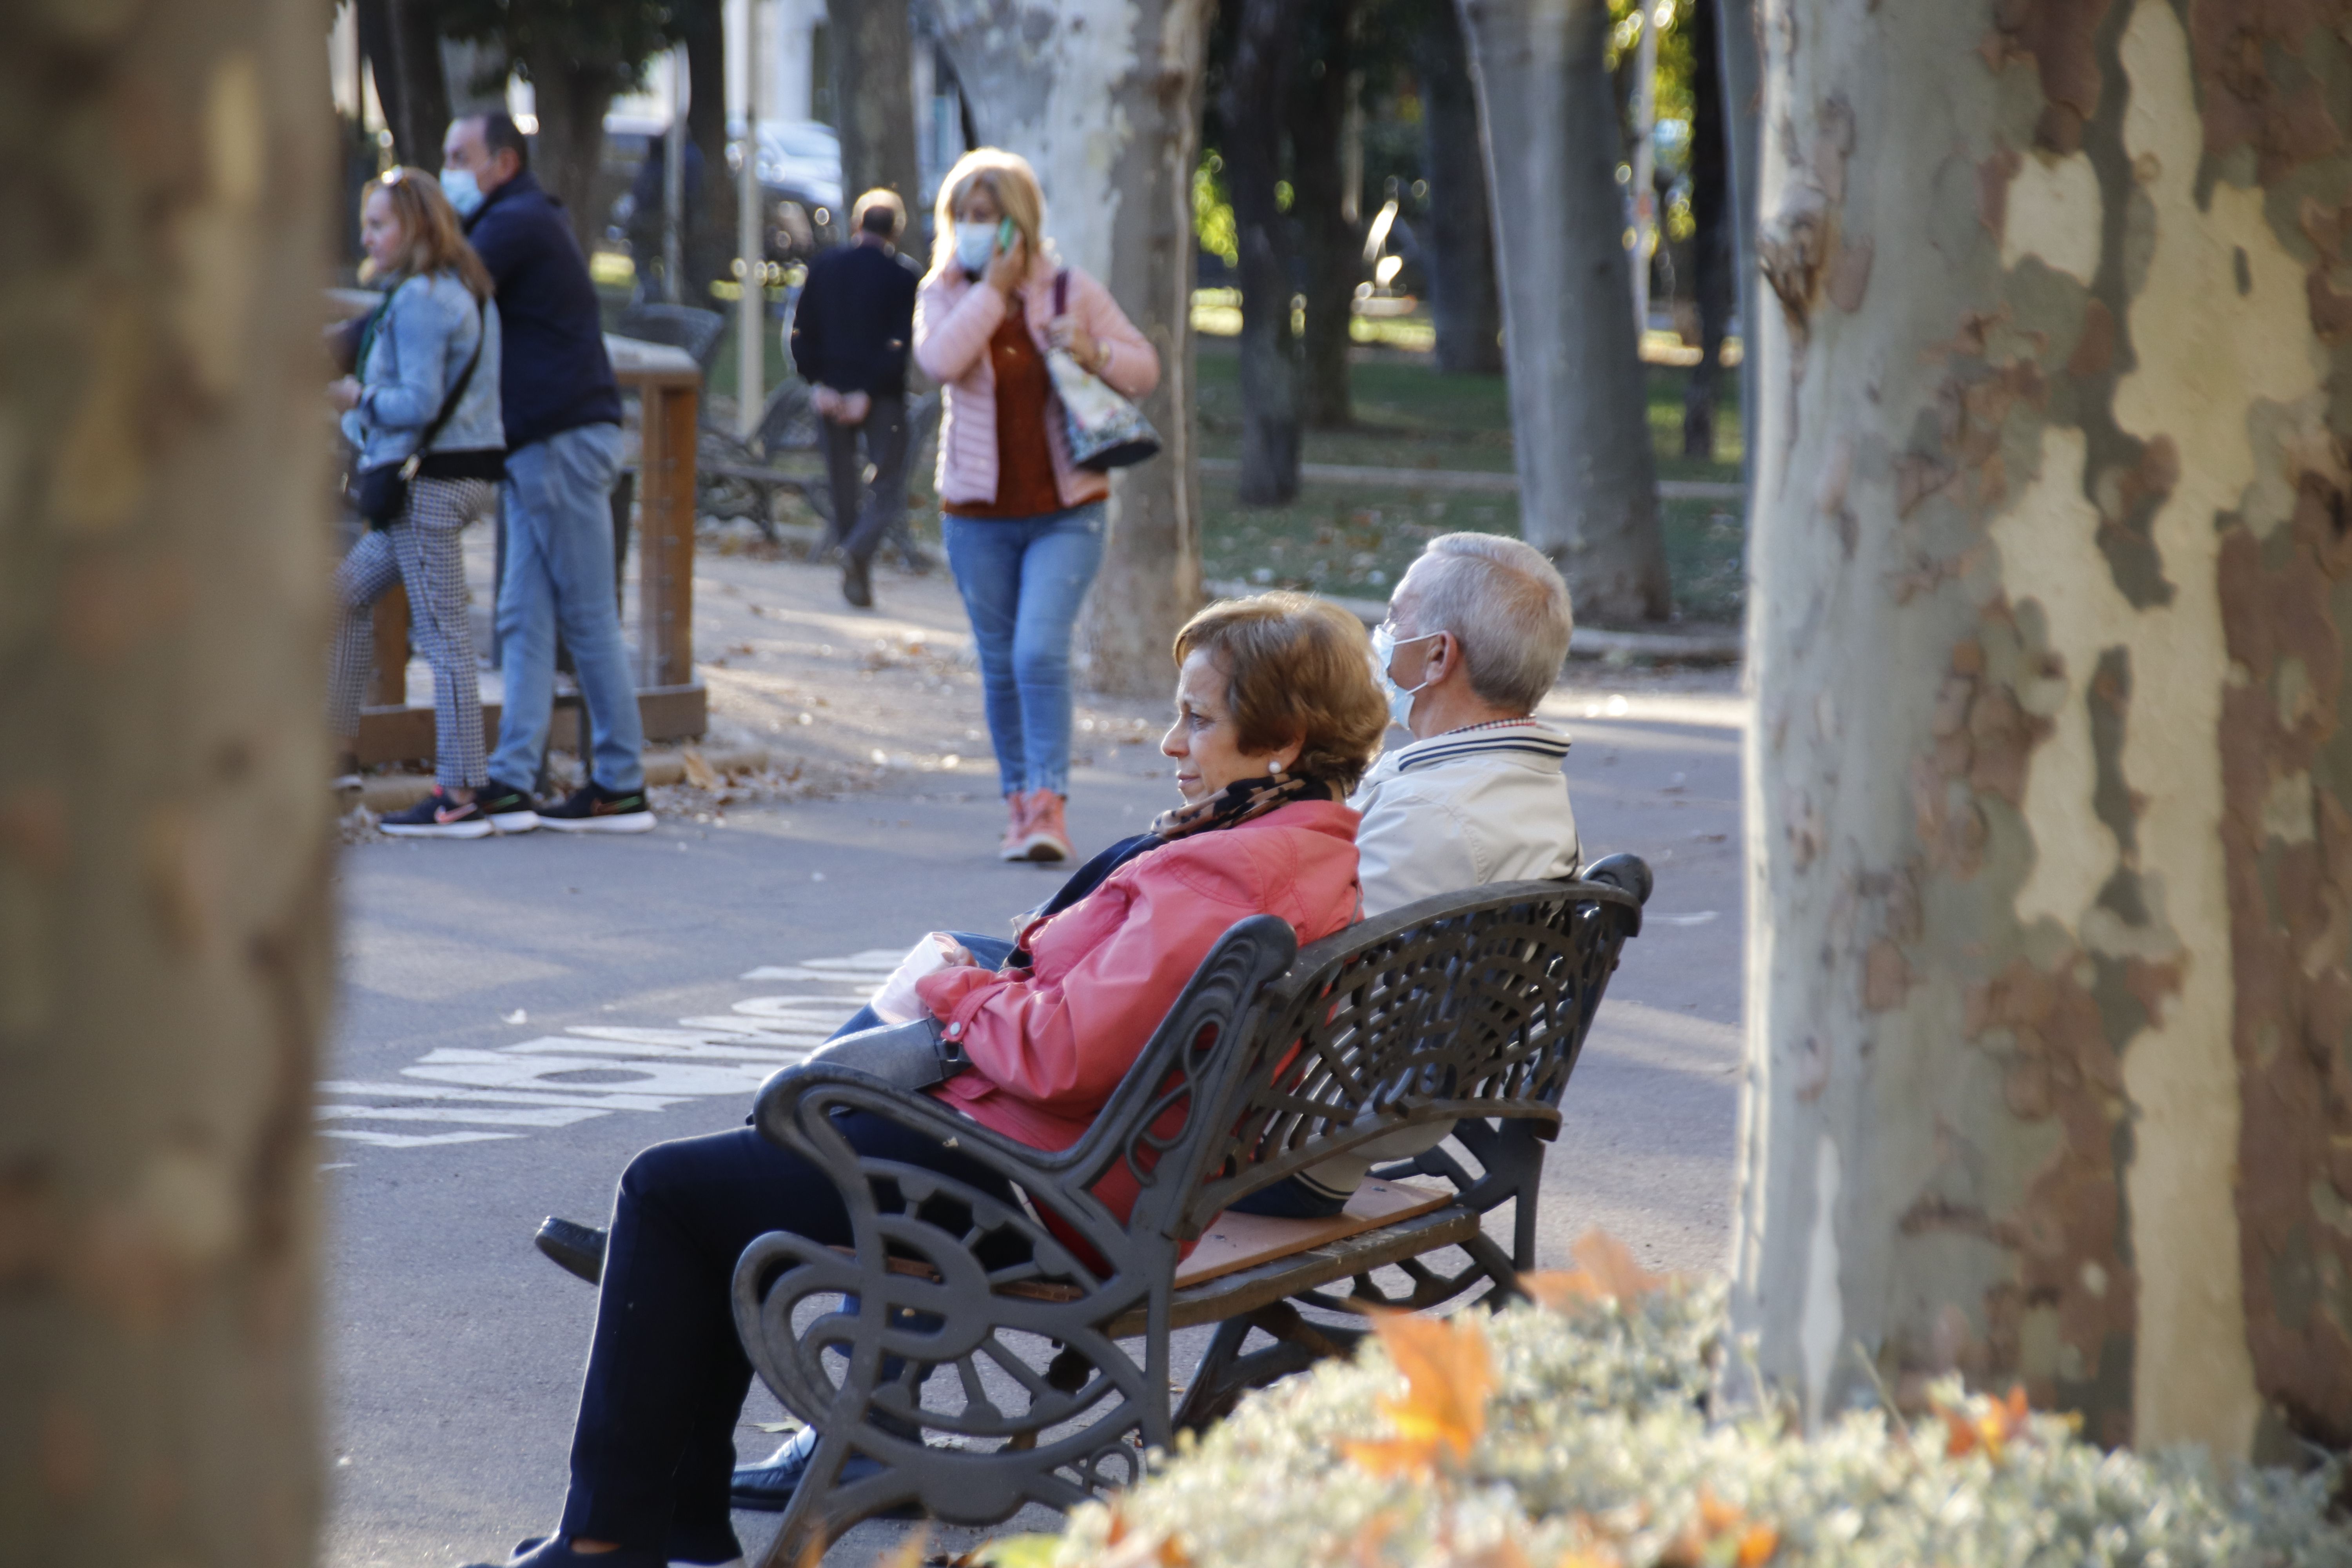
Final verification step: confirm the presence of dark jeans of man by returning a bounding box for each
[555,1111,1016,1553]
[821,394,911,568]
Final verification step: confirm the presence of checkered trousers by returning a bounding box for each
[327,477,498,789]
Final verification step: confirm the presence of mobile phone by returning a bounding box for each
[996,218,1015,253]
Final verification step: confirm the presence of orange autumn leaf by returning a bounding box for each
[1940,1383,2033,1463]
[1736,1523,1780,1566]
[1523,1229,1674,1311]
[1696,1488,1744,1535]
[1340,1309,1495,1477]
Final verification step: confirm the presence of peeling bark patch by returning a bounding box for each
[1828,236,1875,312]
[1985,0,2117,152]
[1979,143,2025,243]
[1940,952,2139,1444]
[2186,0,2349,184]
[2218,482,2352,1446]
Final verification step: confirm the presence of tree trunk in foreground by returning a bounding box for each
[931,0,1213,698]
[1681,0,1730,460]
[1223,0,1304,505]
[829,0,921,218]
[1290,0,1359,430]
[1418,0,1503,376]
[1,2,334,1562]
[1734,0,2352,1460]
[1457,0,1668,624]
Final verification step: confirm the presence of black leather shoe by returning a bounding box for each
[730,1425,919,1515]
[460,1534,664,1567]
[534,1217,606,1285]
[841,552,874,609]
[509,1532,739,1568]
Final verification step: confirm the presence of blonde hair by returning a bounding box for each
[1174,593,1390,791]
[927,148,1045,281]
[360,167,495,301]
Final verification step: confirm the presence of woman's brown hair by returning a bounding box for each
[1173,593,1390,791]
[361,166,495,301]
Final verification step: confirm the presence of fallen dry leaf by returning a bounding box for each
[1341,1309,1494,1477]
[1941,1382,2033,1463]
[1523,1228,1674,1310]
[682,748,720,791]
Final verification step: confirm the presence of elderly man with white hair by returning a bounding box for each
[1227,530,1583,1218]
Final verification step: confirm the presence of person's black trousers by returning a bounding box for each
[555,1112,1014,1552]
[820,394,911,567]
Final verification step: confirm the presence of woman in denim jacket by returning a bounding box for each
[328,167,507,837]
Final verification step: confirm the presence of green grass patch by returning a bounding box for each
[1196,344,1746,624]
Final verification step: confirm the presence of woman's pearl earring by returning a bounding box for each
[1269,760,1284,776]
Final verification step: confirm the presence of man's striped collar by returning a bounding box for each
[1391,718,1571,774]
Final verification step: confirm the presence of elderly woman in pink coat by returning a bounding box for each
[464,595,1387,1568]
[914,147,1160,865]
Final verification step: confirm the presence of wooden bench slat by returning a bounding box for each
[1117,1205,1484,1336]
[1169,1178,1452,1290]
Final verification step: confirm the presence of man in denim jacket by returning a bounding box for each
[441,112,654,833]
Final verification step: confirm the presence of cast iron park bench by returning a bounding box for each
[728,856,1651,1564]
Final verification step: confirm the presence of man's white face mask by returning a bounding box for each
[439,165,485,217]
[1369,622,1440,730]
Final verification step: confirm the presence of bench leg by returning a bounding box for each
[1174,1302,1360,1434]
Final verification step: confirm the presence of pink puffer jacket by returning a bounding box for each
[913,255,1160,511]
[915,799,1362,1225]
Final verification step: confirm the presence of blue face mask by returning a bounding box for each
[953,221,998,274]
[1369,623,1440,730]
[439,166,485,218]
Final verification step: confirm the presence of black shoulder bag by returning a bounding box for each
[347,295,491,528]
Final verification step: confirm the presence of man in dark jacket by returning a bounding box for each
[441,112,654,833]
[789,189,920,608]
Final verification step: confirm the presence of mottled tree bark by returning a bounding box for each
[829,0,921,215]
[1735,0,2352,1459]
[1456,0,1669,624]
[931,0,1214,698]
[1418,0,1503,376]
[1681,0,1730,459]
[1289,0,1359,430]
[1223,0,1303,504]
[0,2,334,1563]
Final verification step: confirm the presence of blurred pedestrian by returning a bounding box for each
[914,149,1160,863]
[443,113,655,833]
[328,168,507,838]
[790,188,920,608]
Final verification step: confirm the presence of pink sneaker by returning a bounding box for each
[1012,790,1073,863]
[998,791,1036,861]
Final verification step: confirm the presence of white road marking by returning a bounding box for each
[321,949,891,1151]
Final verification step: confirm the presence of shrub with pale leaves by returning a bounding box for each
[1022,1232,2349,1568]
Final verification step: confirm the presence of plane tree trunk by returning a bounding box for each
[1289,0,1359,430]
[1681,0,1731,460]
[518,47,618,255]
[829,0,922,215]
[1419,0,1503,376]
[931,0,1215,698]
[676,0,737,296]
[1735,0,2352,1459]
[358,0,453,168]
[2,2,335,1561]
[1222,0,1303,505]
[1456,0,1669,624]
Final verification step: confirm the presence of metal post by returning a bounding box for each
[735,0,764,440]
[664,51,686,305]
[1630,0,1661,337]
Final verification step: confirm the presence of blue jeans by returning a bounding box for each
[488,423,646,794]
[942,504,1106,798]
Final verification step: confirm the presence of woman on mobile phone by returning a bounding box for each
[913,148,1160,864]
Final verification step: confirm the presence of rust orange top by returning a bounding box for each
[942,295,1067,520]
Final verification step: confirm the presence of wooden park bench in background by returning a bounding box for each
[731,857,1651,1564]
